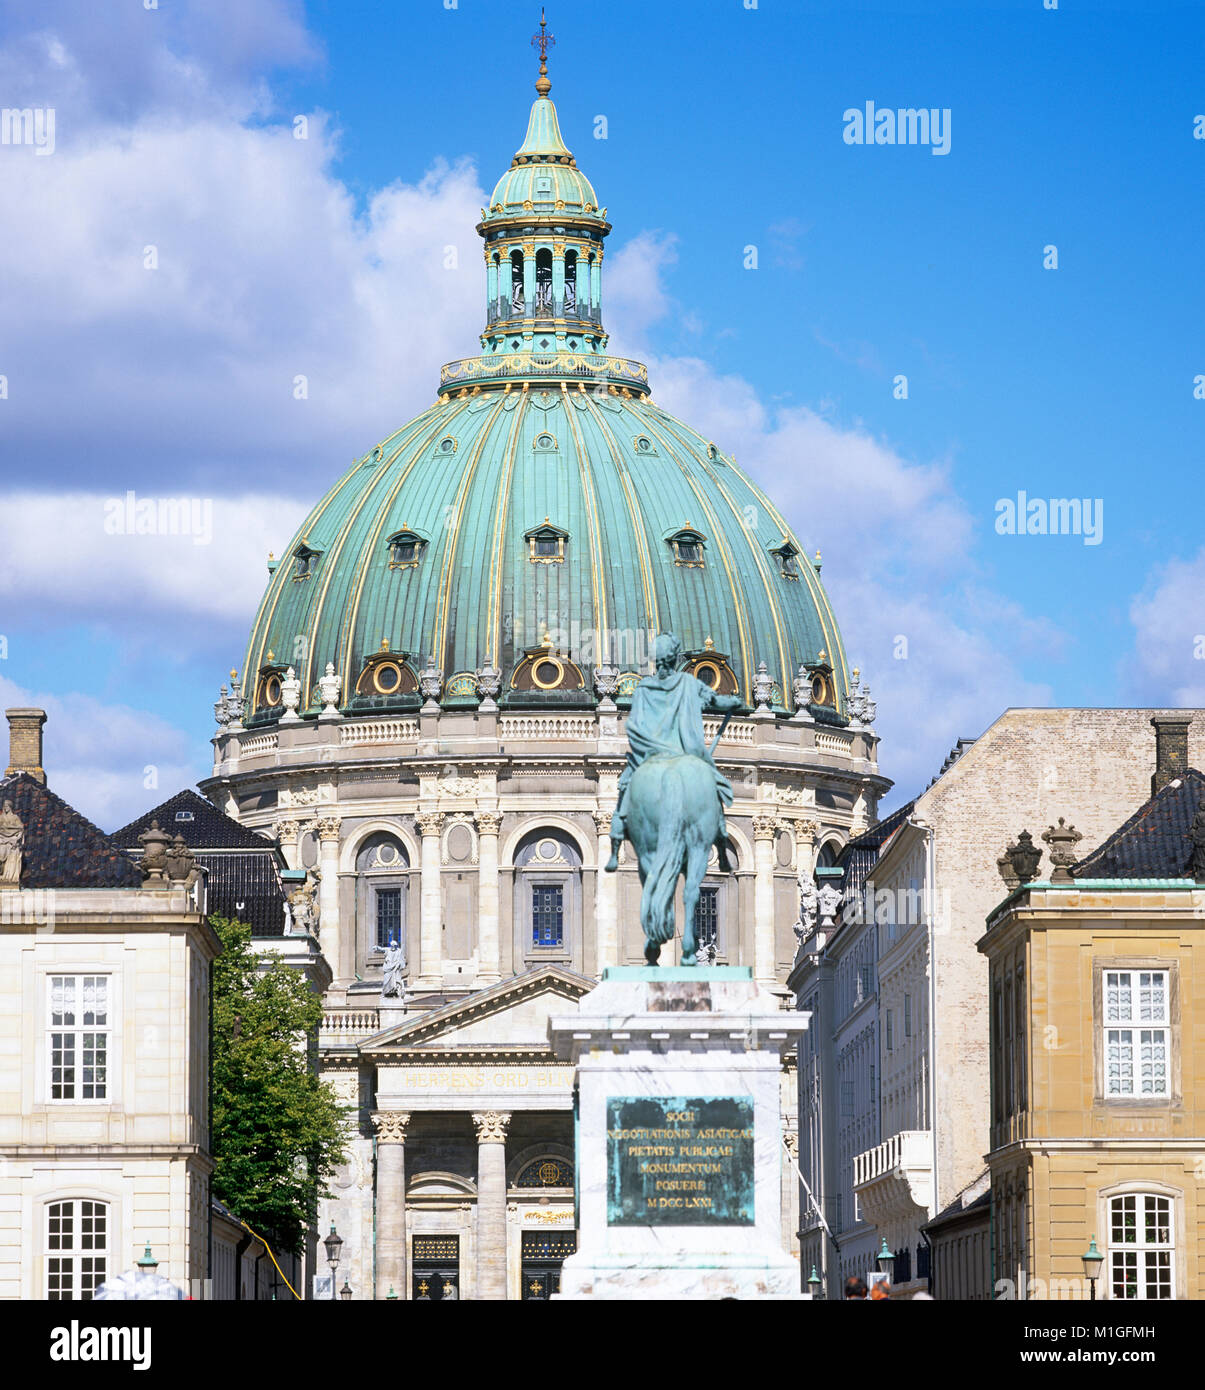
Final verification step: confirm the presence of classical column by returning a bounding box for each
[372,1110,410,1299]
[486,257,498,321]
[593,809,618,973]
[752,815,778,987]
[473,1111,511,1300]
[475,812,502,986]
[793,818,820,882]
[416,811,444,988]
[275,818,301,871]
[315,817,342,978]
[521,245,535,316]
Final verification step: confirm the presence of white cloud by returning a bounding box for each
[1128,549,1205,706]
[0,674,199,831]
[0,491,309,624]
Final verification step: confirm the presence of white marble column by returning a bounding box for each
[593,809,618,973]
[275,818,301,871]
[752,815,778,987]
[315,817,342,978]
[372,1111,410,1299]
[416,811,444,987]
[793,818,820,882]
[475,812,502,986]
[473,1111,511,1300]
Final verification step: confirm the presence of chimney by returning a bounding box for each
[1151,712,1193,795]
[5,708,47,785]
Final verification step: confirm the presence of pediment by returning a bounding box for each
[361,965,593,1053]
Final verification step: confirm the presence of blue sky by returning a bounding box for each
[0,0,1202,827]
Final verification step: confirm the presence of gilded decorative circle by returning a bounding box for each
[374,661,403,695]
[264,675,282,706]
[694,661,720,690]
[532,657,564,690]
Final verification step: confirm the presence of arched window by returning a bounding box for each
[534,248,553,316]
[510,249,524,314]
[1108,1193,1174,1299]
[515,1156,574,1188]
[513,829,582,961]
[356,832,411,955]
[292,543,321,582]
[564,249,577,313]
[46,1199,109,1300]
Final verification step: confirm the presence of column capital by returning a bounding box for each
[275,818,300,841]
[372,1110,411,1144]
[416,810,445,837]
[793,818,820,845]
[314,816,341,841]
[592,809,615,836]
[474,810,503,836]
[752,814,778,841]
[472,1110,512,1144]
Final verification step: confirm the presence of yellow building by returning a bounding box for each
[979,740,1205,1301]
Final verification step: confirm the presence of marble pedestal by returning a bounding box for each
[548,966,809,1299]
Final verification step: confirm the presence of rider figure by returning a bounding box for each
[605,633,744,873]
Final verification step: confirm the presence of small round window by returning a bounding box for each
[536,432,554,449]
[532,658,564,689]
[694,661,720,690]
[811,675,830,706]
[438,437,455,454]
[374,661,403,695]
[263,675,282,706]
[636,436,651,452]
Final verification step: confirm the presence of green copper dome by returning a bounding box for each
[240,53,851,724]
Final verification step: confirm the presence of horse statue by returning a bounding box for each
[604,633,744,964]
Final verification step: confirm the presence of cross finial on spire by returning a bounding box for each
[532,9,555,97]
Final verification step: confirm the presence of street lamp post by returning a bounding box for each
[1081,1235,1104,1301]
[339,1280,353,1301]
[323,1223,343,1302]
[806,1265,823,1300]
[876,1237,895,1285]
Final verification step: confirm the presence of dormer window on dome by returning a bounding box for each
[387,529,427,570]
[436,435,457,455]
[533,430,558,453]
[292,543,321,582]
[771,539,800,580]
[526,519,568,564]
[633,434,656,455]
[667,526,706,568]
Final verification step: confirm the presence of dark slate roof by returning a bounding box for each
[195,851,288,936]
[112,788,288,936]
[1072,769,1205,880]
[112,788,277,851]
[840,800,916,896]
[0,772,142,889]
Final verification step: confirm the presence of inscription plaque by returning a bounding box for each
[606,1095,755,1225]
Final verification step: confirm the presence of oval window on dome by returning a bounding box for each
[694,661,721,690]
[438,436,456,454]
[263,675,282,706]
[374,662,403,695]
[534,431,557,452]
[811,675,831,706]
[532,657,564,690]
[635,435,652,453]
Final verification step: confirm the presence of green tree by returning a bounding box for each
[210,916,347,1252]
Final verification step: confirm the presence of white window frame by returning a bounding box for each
[1103,970,1169,1098]
[1107,1192,1174,1300]
[47,975,111,1103]
[45,1199,109,1300]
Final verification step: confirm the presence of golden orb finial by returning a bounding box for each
[380,638,389,652]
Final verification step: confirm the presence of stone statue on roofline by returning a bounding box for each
[0,800,23,886]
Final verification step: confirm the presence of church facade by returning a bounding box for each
[200,37,888,1299]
